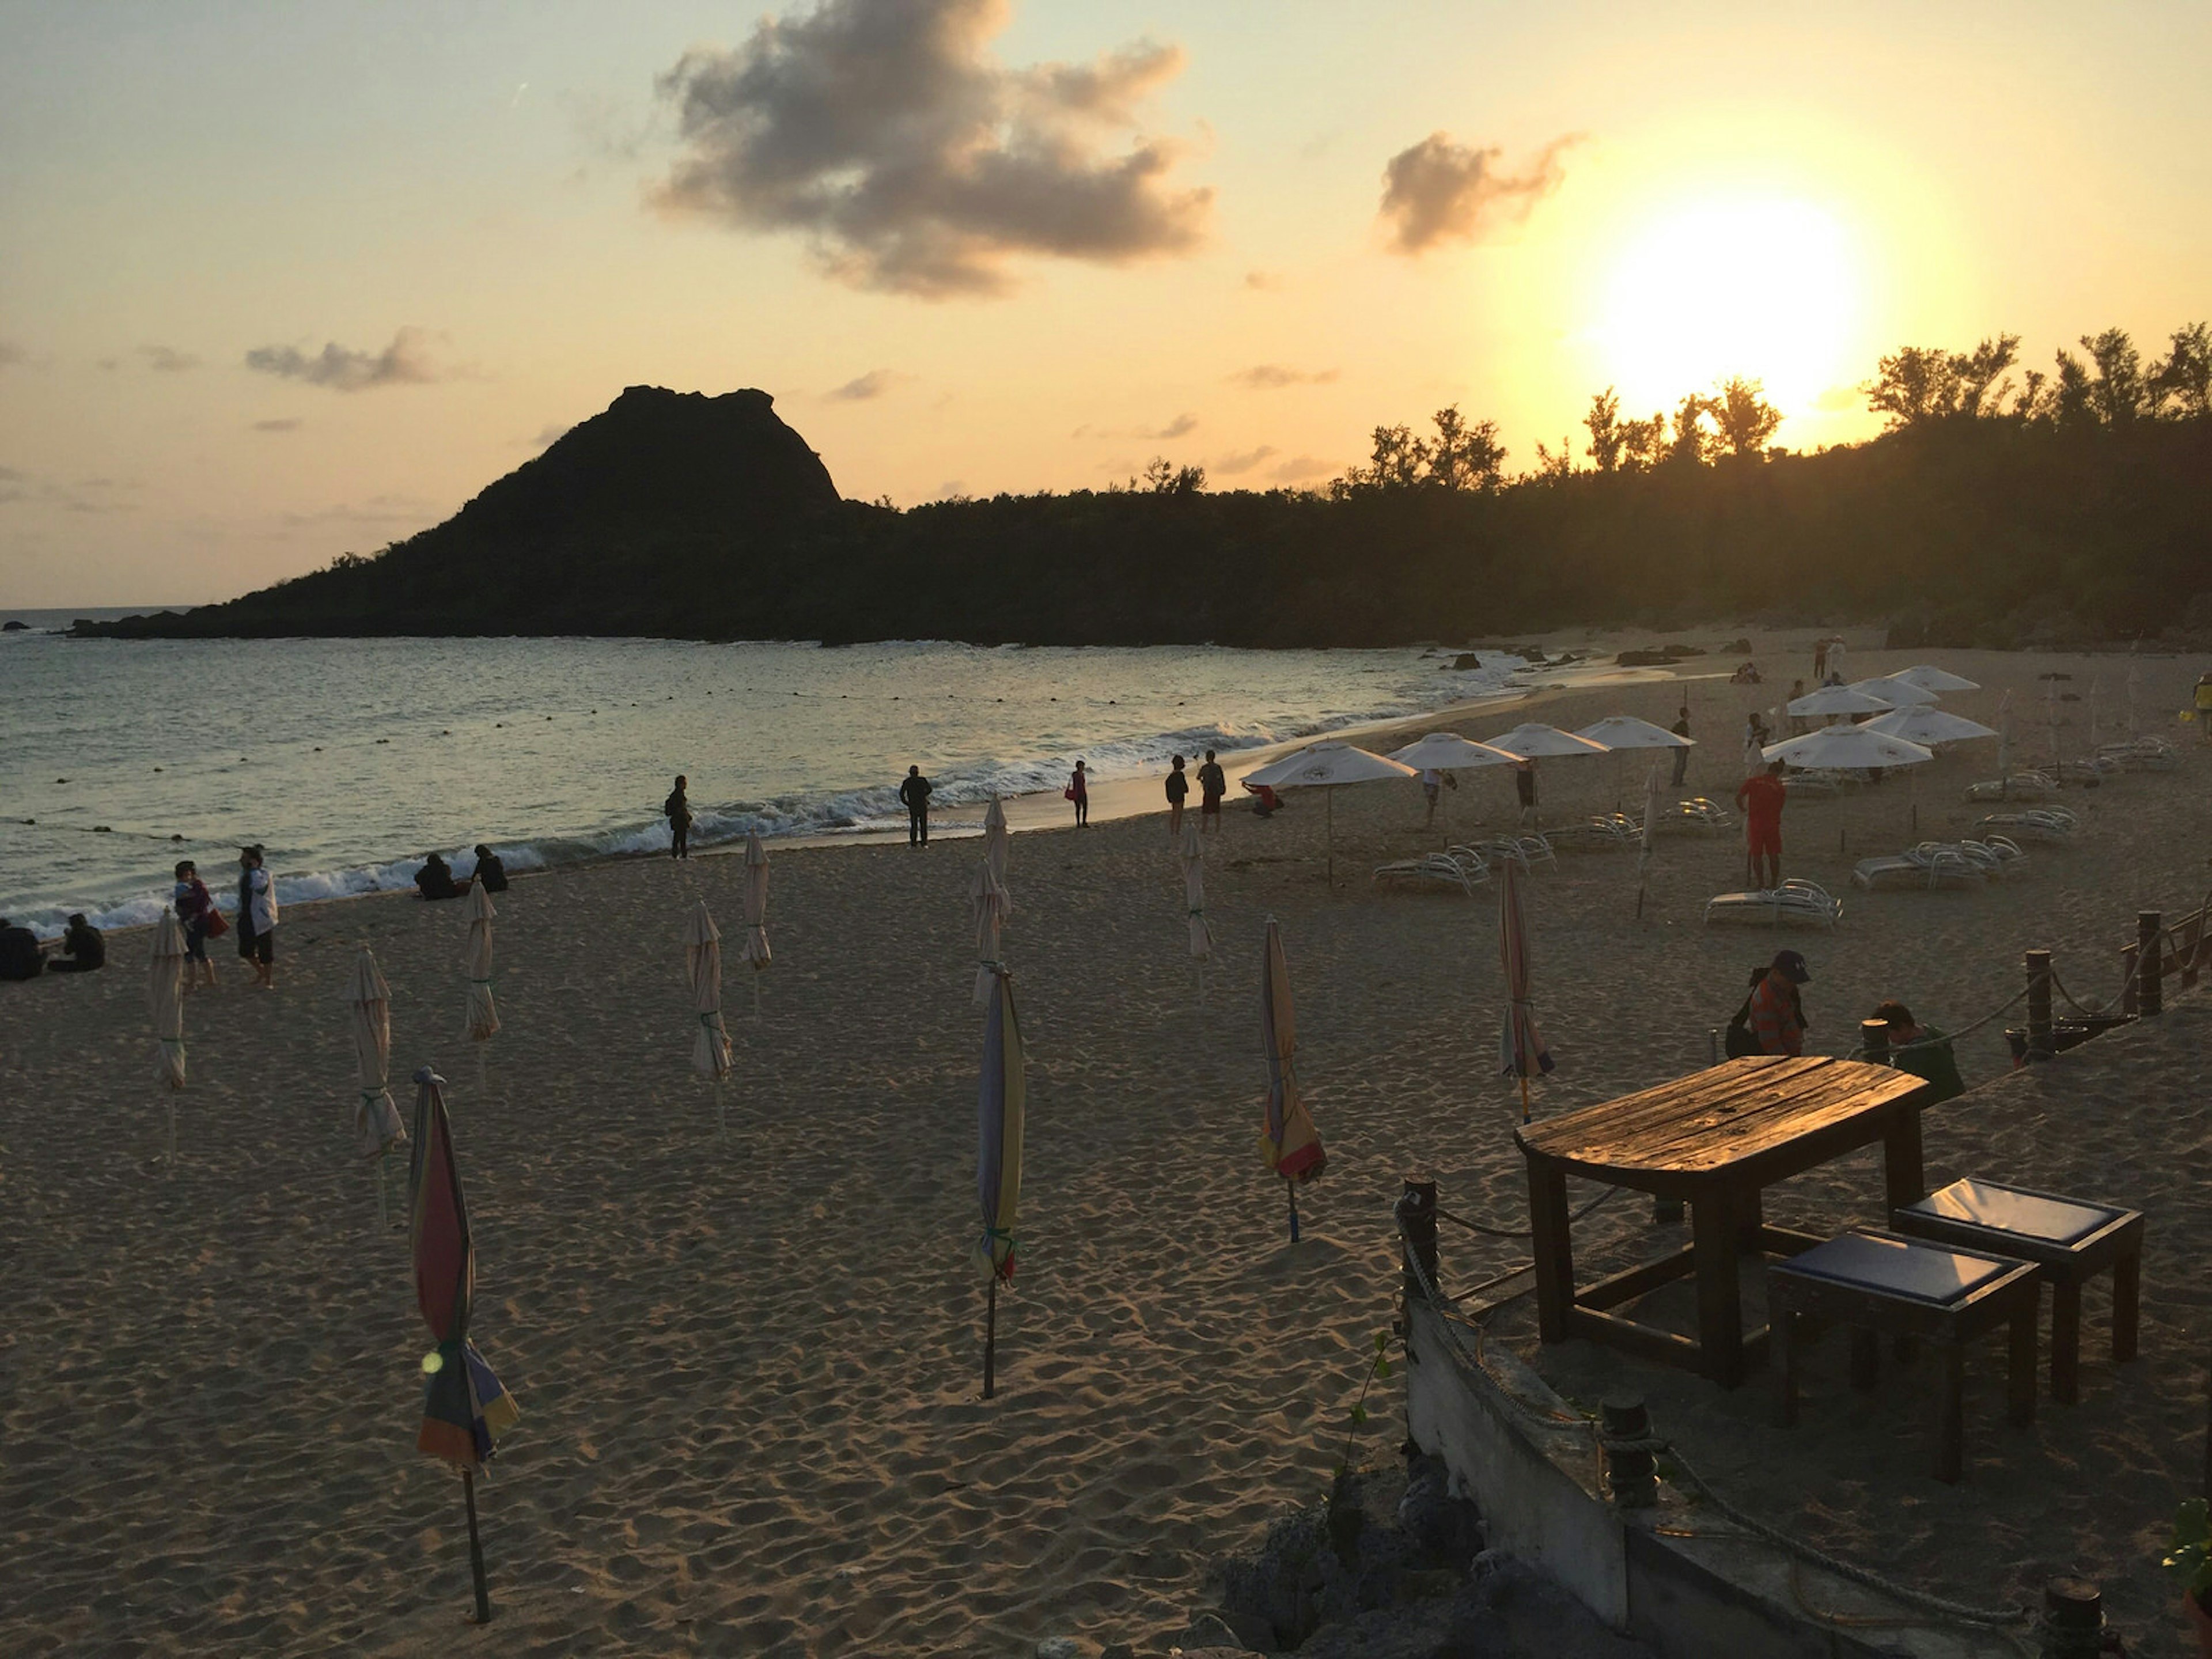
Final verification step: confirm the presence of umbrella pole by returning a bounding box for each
[1518,1074,1532,1126]
[461,1468,493,1624]
[377,1152,388,1231]
[166,1096,177,1172]
[752,974,762,1019]
[1286,1176,1300,1243]
[475,1043,486,1103]
[983,1277,998,1400]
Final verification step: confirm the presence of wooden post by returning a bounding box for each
[2138,910,2163,1016]
[2120,945,2139,1018]
[462,1468,493,1624]
[1600,1396,1657,1508]
[2038,1578,2101,1659]
[1859,1018,1890,1065]
[1526,1159,1574,1344]
[2024,949,2054,1059]
[1400,1176,1438,1305]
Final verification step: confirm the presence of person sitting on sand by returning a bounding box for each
[415,852,469,902]
[665,775,692,860]
[46,913,105,974]
[471,845,508,893]
[1243,779,1279,817]
[1197,749,1226,829]
[0,917,43,981]
[1165,755,1189,835]
[1748,949,1811,1056]
[1872,999,1964,1102]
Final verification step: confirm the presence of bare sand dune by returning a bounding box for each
[0,635,2205,1656]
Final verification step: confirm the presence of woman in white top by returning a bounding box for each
[239,845,279,988]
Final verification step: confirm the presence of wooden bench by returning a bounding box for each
[1888,1179,2143,1406]
[1769,1228,2039,1483]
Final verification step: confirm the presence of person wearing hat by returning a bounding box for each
[1748,950,1811,1056]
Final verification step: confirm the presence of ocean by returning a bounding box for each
[0,621,1569,937]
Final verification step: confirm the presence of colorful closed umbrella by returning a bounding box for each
[738,831,771,1015]
[1498,859,1555,1123]
[1180,821,1213,985]
[1259,918,1325,1241]
[347,948,407,1225]
[685,901,733,1134]
[970,861,1009,1007]
[974,965,1025,1399]
[408,1066,520,1624]
[149,911,187,1169]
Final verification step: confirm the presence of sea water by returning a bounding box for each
[0,619,1553,936]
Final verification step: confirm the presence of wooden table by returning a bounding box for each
[1514,1055,1932,1387]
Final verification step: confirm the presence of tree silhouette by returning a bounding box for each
[1668,393,1716,465]
[1711,377,1781,457]
[1583,388,1624,472]
[2150,323,2211,418]
[2081,328,2147,425]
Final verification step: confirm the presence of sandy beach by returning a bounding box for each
[2,631,2207,1657]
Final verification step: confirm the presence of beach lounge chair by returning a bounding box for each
[1548,816,1634,853]
[1954,836,2028,878]
[1463,835,1555,874]
[1965,771,2059,802]
[1702,880,1843,928]
[1888,1179,2143,1406]
[2100,736,2178,771]
[1851,849,1985,892]
[1974,808,2077,844]
[1769,1228,2039,1482]
[1374,851,1487,895]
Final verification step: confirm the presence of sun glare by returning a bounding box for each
[1593,196,1861,419]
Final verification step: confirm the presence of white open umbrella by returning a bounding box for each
[1180,820,1213,991]
[149,912,187,1171]
[347,946,407,1225]
[1891,664,1981,694]
[1241,741,1418,884]
[739,831,771,1015]
[1864,707,2000,746]
[1763,726,1937,770]
[971,860,1009,1007]
[1389,732,1519,844]
[1577,716,1694,809]
[1852,675,1938,707]
[1480,722,1610,758]
[685,900,734,1134]
[1788,685,1895,717]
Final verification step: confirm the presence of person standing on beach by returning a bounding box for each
[1669,707,1691,787]
[471,845,509,893]
[665,776,692,860]
[899,764,933,844]
[238,846,278,988]
[1196,749,1226,830]
[1812,638,1829,683]
[1513,759,1537,829]
[1165,755,1190,835]
[1749,950,1810,1056]
[1068,760,1090,827]
[175,859,218,986]
[1734,761,1787,888]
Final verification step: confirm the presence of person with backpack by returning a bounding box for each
[665,776,692,859]
[897,764,933,845]
[1738,950,1810,1056]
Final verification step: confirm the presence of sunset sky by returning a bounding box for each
[2,1,2207,608]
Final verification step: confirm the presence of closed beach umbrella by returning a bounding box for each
[1851,675,1938,707]
[974,965,1025,1398]
[1787,684,1895,718]
[408,1066,521,1625]
[149,912,187,1168]
[1892,664,1981,694]
[348,948,407,1225]
[969,861,1009,1007]
[464,884,499,1043]
[685,901,733,1133]
[1242,741,1418,884]
[1863,707,1999,747]
[983,797,1013,902]
[1498,859,1555,1123]
[1259,918,1325,1241]
[1762,726,1936,770]
[1180,820,1214,972]
[738,831,771,1014]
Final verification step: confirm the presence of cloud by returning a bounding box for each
[277,493,438,529]
[243,327,444,392]
[1213,444,1278,475]
[1142,412,1196,439]
[1226,363,1338,391]
[139,344,201,373]
[1378,132,1580,255]
[251,417,303,433]
[652,0,1211,297]
[0,471,141,514]
[825,369,910,402]
[1268,453,1335,483]
[1243,270,1283,291]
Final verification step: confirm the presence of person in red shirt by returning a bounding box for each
[1734,760,1789,888]
[1749,949,1811,1055]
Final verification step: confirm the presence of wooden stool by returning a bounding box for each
[1770,1229,2039,1483]
[1889,1179,2143,1406]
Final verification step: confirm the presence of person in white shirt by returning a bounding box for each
[238,845,279,988]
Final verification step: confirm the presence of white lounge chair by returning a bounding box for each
[1853,849,1986,892]
[1965,770,2059,802]
[1974,807,2077,843]
[1548,816,1635,853]
[1703,880,1843,929]
[1374,851,1487,895]
[1955,836,2029,878]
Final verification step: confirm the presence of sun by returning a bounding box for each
[1592,195,1862,419]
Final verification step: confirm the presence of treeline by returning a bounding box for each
[81,326,2212,651]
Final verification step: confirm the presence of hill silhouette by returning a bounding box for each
[75,382,2212,650]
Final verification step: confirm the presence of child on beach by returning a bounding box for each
[1197,749,1226,829]
[175,859,218,985]
[1165,755,1189,835]
[1067,760,1089,827]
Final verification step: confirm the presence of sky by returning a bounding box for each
[2,0,2207,608]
